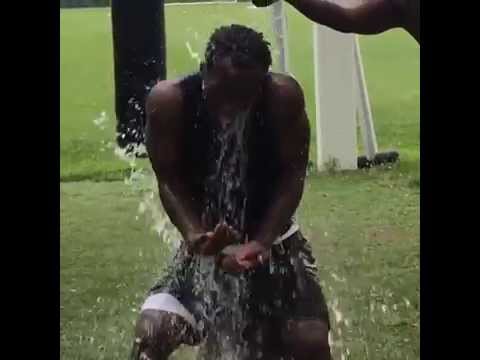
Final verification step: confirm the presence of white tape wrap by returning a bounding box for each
[141,293,197,328]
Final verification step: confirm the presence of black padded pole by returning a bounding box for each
[111,0,166,155]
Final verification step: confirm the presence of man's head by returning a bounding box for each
[201,24,272,122]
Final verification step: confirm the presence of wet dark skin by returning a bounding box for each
[258,0,420,44]
[133,58,331,360]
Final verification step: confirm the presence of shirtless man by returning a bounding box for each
[254,0,420,44]
[131,24,331,360]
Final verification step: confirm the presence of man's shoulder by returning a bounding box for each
[266,72,304,103]
[147,79,184,112]
[145,79,189,139]
[264,72,307,128]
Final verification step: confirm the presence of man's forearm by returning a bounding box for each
[250,174,304,248]
[286,0,404,35]
[157,180,204,245]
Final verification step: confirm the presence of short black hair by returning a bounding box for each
[203,24,272,73]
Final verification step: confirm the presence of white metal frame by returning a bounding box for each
[354,36,378,160]
[271,1,290,73]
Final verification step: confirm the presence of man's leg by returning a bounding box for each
[281,233,332,360]
[130,290,201,360]
[130,309,198,360]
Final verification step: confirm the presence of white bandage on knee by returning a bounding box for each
[141,293,197,328]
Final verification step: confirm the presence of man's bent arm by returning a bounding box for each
[250,78,310,249]
[145,82,205,247]
[286,0,418,43]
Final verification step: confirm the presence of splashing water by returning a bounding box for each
[203,110,250,230]
[191,110,252,359]
[93,111,108,130]
[324,285,350,360]
[185,41,202,67]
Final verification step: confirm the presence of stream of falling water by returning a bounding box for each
[191,109,252,360]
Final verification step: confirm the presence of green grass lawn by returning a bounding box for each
[61,3,419,359]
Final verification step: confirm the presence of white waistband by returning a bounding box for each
[274,222,299,245]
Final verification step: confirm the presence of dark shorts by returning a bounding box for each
[144,231,330,355]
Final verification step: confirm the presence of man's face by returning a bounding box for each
[203,57,265,127]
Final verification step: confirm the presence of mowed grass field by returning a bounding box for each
[60,3,419,360]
